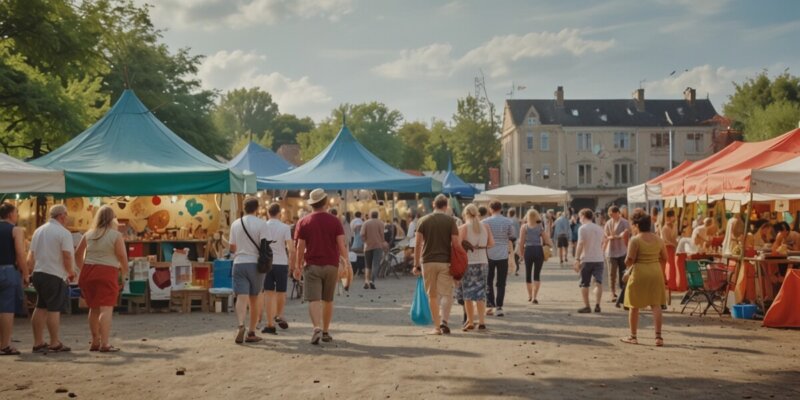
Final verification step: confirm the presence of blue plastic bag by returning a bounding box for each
[410,276,433,326]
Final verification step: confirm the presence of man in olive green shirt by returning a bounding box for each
[413,194,461,335]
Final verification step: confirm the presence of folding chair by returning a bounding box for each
[682,260,729,316]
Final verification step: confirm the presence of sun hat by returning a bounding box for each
[308,188,328,207]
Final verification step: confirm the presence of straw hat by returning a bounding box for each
[308,188,327,207]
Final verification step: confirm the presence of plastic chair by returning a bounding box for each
[208,260,234,312]
[682,260,729,316]
[121,280,150,314]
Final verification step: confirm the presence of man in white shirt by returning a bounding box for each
[229,197,270,344]
[574,209,606,314]
[692,218,713,250]
[28,204,75,353]
[261,203,294,335]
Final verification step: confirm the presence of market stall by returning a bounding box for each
[474,183,569,205]
[228,141,294,186]
[0,153,65,195]
[442,160,480,198]
[626,160,693,204]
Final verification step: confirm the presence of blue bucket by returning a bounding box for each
[732,304,757,319]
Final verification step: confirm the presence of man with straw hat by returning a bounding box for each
[294,189,351,345]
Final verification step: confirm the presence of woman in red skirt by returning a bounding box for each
[661,210,678,288]
[76,206,128,352]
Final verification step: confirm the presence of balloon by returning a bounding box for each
[151,196,161,206]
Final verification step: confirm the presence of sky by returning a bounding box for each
[137,0,800,123]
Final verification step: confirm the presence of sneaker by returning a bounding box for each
[261,326,277,335]
[369,282,376,290]
[440,322,451,335]
[577,306,592,313]
[495,308,505,317]
[594,304,601,313]
[275,317,289,330]
[321,332,333,342]
[311,329,323,345]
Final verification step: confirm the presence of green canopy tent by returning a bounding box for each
[32,90,255,196]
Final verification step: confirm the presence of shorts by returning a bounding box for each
[0,265,23,314]
[557,235,569,248]
[365,248,383,271]
[264,264,289,292]
[580,262,604,288]
[233,263,266,296]
[31,272,69,312]
[78,264,120,307]
[303,265,338,302]
[422,262,454,299]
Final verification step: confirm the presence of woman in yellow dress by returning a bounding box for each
[621,212,668,346]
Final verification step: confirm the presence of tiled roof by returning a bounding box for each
[505,98,718,128]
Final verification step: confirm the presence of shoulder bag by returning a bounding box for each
[241,218,274,274]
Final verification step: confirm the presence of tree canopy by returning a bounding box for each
[724,71,800,141]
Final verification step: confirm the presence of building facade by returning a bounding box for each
[500,87,720,210]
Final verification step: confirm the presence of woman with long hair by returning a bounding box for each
[458,205,494,331]
[620,212,668,346]
[517,209,553,304]
[76,206,128,352]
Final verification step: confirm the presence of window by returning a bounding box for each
[540,132,550,151]
[649,167,666,179]
[614,131,632,150]
[577,132,592,151]
[542,164,551,180]
[526,132,534,150]
[527,117,538,125]
[524,168,533,184]
[651,132,670,149]
[686,132,704,154]
[614,163,634,186]
[577,164,592,186]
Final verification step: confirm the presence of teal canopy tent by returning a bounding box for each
[32,90,255,196]
[258,124,438,192]
[442,159,480,198]
[228,141,293,188]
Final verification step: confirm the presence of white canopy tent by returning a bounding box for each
[749,155,800,196]
[0,153,65,194]
[626,183,661,204]
[474,184,569,204]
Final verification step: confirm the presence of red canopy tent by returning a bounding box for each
[660,141,744,197]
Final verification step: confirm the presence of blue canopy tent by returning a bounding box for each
[258,124,438,192]
[228,141,293,188]
[442,159,480,198]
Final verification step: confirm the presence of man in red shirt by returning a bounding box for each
[294,189,351,345]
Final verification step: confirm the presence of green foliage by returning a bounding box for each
[213,87,279,141]
[397,122,431,170]
[268,114,315,151]
[724,71,800,140]
[447,95,500,182]
[230,134,274,159]
[424,120,452,171]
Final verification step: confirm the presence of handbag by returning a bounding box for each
[241,219,274,274]
[542,244,553,261]
[450,239,468,281]
[410,276,433,325]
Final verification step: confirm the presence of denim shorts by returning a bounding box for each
[233,263,266,296]
[263,265,289,292]
[0,265,23,314]
[579,262,604,288]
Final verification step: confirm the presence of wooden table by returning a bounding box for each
[170,287,210,313]
[742,256,800,311]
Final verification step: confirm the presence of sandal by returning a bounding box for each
[440,322,451,335]
[477,324,487,331]
[99,345,120,353]
[321,332,333,343]
[275,317,289,330]
[235,325,246,344]
[48,342,72,353]
[619,335,638,345]
[245,332,263,343]
[655,333,664,347]
[90,345,100,352]
[426,329,442,336]
[0,346,21,356]
[462,323,475,332]
[32,344,49,354]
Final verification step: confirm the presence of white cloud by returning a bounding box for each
[146,0,353,30]
[373,29,615,79]
[644,64,752,105]
[198,50,331,117]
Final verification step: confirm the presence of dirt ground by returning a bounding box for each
[2,259,799,399]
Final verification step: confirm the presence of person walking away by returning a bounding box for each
[570,215,581,259]
[518,209,553,304]
[458,205,494,331]
[229,196,270,344]
[507,209,521,276]
[294,189,350,345]
[361,211,385,289]
[413,194,462,335]
[350,212,365,277]
[604,206,630,306]
[554,212,571,264]
[28,204,75,353]
[483,201,515,317]
[620,213,668,346]
[661,210,679,293]
[0,202,27,356]
[573,209,605,313]
[261,203,294,335]
[75,205,128,352]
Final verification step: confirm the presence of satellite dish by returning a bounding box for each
[592,144,603,156]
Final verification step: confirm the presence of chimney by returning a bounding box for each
[684,87,696,105]
[554,86,564,108]
[632,88,645,112]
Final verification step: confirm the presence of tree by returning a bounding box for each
[213,87,279,142]
[724,71,800,140]
[298,102,404,166]
[267,113,315,151]
[229,132,273,158]
[447,95,500,182]
[396,122,430,170]
[424,120,452,171]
